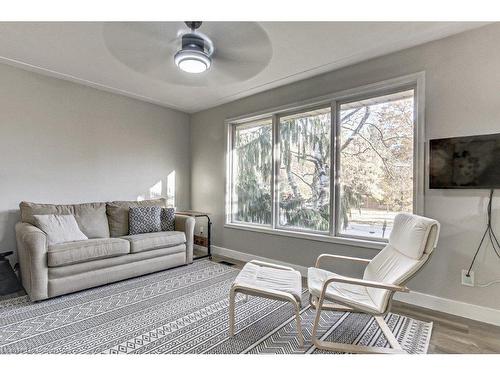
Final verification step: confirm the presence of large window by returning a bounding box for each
[227,80,420,244]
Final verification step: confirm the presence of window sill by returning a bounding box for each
[224,223,386,251]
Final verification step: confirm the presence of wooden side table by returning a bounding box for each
[175,211,212,260]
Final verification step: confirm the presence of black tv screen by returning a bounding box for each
[429,133,500,189]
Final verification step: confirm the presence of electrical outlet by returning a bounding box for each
[461,270,475,287]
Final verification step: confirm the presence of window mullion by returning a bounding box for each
[227,123,235,224]
[272,113,280,230]
[330,101,338,237]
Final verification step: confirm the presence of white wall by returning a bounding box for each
[190,23,500,311]
[0,63,191,258]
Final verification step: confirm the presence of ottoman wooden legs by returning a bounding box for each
[229,286,236,337]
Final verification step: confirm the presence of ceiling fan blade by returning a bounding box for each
[103,22,183,73]
[203,22,270,50]
[214,48,268,65]
[208,47,271,82]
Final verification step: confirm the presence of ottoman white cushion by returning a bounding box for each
[234,261,302,301]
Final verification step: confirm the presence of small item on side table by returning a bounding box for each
[175,210,212,260]
[0,251,23,296]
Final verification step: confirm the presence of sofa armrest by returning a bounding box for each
[175,215,195,263]
[15,222,49,301]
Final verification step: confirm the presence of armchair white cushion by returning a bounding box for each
[308,267,381,313]
[387,212,439,259]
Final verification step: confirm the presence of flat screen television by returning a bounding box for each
[429,133,500,189]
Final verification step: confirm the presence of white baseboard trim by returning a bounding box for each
[212,245,500,327]
[393,291,500,327]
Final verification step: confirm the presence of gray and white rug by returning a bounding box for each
[0,259,432,354]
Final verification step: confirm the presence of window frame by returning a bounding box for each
[333,86,419,242]
[227,116,274,228]
[225,72,425,249]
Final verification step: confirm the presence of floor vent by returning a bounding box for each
[218,261,235,266]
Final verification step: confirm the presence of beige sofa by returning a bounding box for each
[15,198,195,301]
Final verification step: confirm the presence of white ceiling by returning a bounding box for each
[0,22,489,113]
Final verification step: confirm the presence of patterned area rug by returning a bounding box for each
[0,259,432,354]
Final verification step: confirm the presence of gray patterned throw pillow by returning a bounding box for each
[161,207,175,231]
[129,206,161,235]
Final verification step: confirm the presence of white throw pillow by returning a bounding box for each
[33,214,88,246]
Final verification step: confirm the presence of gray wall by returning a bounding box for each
[190,23,500,310]
[0,63,191,258]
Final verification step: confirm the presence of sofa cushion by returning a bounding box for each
[48,244,186,279]
[129,206,161,235]
[20,201,110,238]
[48,238,130,267]
[106,198,167,237]
[161,207,175,231]
[121,231,186,253]
[33,214,88,246]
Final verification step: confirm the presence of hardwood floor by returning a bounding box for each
[391,301,500,353]
[209,253,500,354]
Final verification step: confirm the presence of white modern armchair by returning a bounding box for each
[308,213,440,353]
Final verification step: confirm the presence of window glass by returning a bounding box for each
[337,90,415,239]
[231,119,273,225]
[278,108,331,232]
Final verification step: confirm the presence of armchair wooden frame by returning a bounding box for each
[310,253,415,354]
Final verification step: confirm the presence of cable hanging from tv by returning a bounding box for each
[466,189,500,276]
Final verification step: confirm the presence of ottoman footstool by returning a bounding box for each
[228,260,304,346]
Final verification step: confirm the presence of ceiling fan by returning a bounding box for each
[174,21,214,74]
[102,21,272,86]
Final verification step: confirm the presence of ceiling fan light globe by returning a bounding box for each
[178,59,207,74]
[174,50,211,74]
